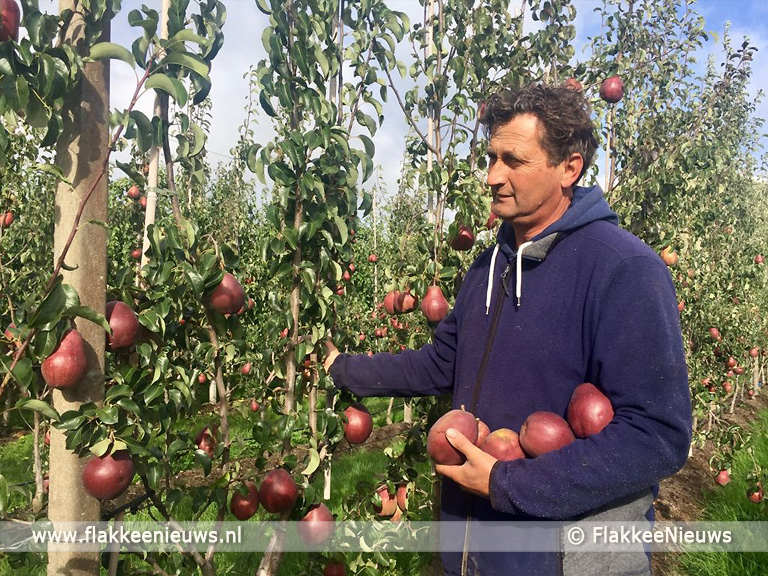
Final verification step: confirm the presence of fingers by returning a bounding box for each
[323,338,340,373]
[324,338,338,354]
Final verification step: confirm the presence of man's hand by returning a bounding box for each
[435,428,498,499]
[323,338,340,373]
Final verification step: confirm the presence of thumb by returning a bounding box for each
[445,428,473,454]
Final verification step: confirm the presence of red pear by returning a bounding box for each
[0,0,20,43]
[105,301,140,350]
[427,409,478,465]
[714,469,731,486]
[480,428,526,461]
[383,291,399,315]
[566,383,614,438]
[259,468,298,514]
[519,412,575,457]
[343,403,373,445]
[373,485,397,517]
[747,483,764,504]
[599,75,624,103]
[450,225,475,251]
[230,481,259,520]
[396,483,408,511]
[82,451,135,500]
[41,329,88,389]
[475,420,490,447]
[395,290,418,314]
[297,503,335,545]
[324,562,346,576]
[208,273,245,315]
[421,285,450,323]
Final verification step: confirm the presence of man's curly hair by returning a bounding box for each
[479,84,598,184]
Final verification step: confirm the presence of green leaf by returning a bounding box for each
[0,475,7,517]
[159,52,210,80]
[246,144,262,175]
[260,91,276,117]
[16,398,60,422]
[165,29,209,49]
[358,134,375,158]
[334,216,348,245]
[301,448,320,476]
[28,281,67,329]
[87,42,136,68]
[190,123,206,156]
[65,306,110,332]
[9,358,33,390]
[96,406,119,426]
[195,450,213,476]
[145,74,188,107]
[90,438,113,457]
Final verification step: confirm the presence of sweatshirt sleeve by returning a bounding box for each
[329,303,458,398]
[488,255,692,519]
[328,257,489,398]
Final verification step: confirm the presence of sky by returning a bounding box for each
[35,0,768,198]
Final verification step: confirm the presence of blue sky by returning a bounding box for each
[37,1,768,194]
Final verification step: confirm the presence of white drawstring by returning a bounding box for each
[486,245,500,315]
[516,241,534,307]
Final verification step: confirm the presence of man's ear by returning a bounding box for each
[561,152,584,189]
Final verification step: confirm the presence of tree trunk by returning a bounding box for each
[47,4,110,576]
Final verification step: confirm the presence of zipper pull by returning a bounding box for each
[500,264,511,297]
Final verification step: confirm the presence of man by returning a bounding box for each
[324,84,691,576]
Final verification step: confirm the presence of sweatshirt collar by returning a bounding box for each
[487,184,618,309]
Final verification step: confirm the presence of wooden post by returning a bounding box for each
[47,3,110,576]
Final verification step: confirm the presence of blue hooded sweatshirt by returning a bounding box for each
[330,184,692,576]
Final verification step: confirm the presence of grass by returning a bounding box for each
[0,396,434,575]
[675,408,768,576]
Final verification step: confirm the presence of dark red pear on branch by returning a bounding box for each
[259,468,298,514]
[0,0,21,42]
[106,301,140,349]
[421,285,450,323]
[41,329,88,389]
[230,481,259,520]
[450,225,475,251]
[297,503,335,545]
[599,75,624,103]
[82,451,135,500]
[343,403,373,444]
[208,272,245,315]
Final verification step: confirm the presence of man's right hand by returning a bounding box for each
[323,338,340,373]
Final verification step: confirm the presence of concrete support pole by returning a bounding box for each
[47,3,110,575]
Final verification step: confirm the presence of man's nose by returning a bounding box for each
[486,163,504,188]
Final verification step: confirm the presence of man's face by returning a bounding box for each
[486,114,571,229]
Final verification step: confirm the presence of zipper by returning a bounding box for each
[461,264,510,576]
[470,264,509,413]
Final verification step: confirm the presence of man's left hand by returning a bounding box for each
[435,428,498,498]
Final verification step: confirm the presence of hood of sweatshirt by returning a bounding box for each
[486,184,619,309]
